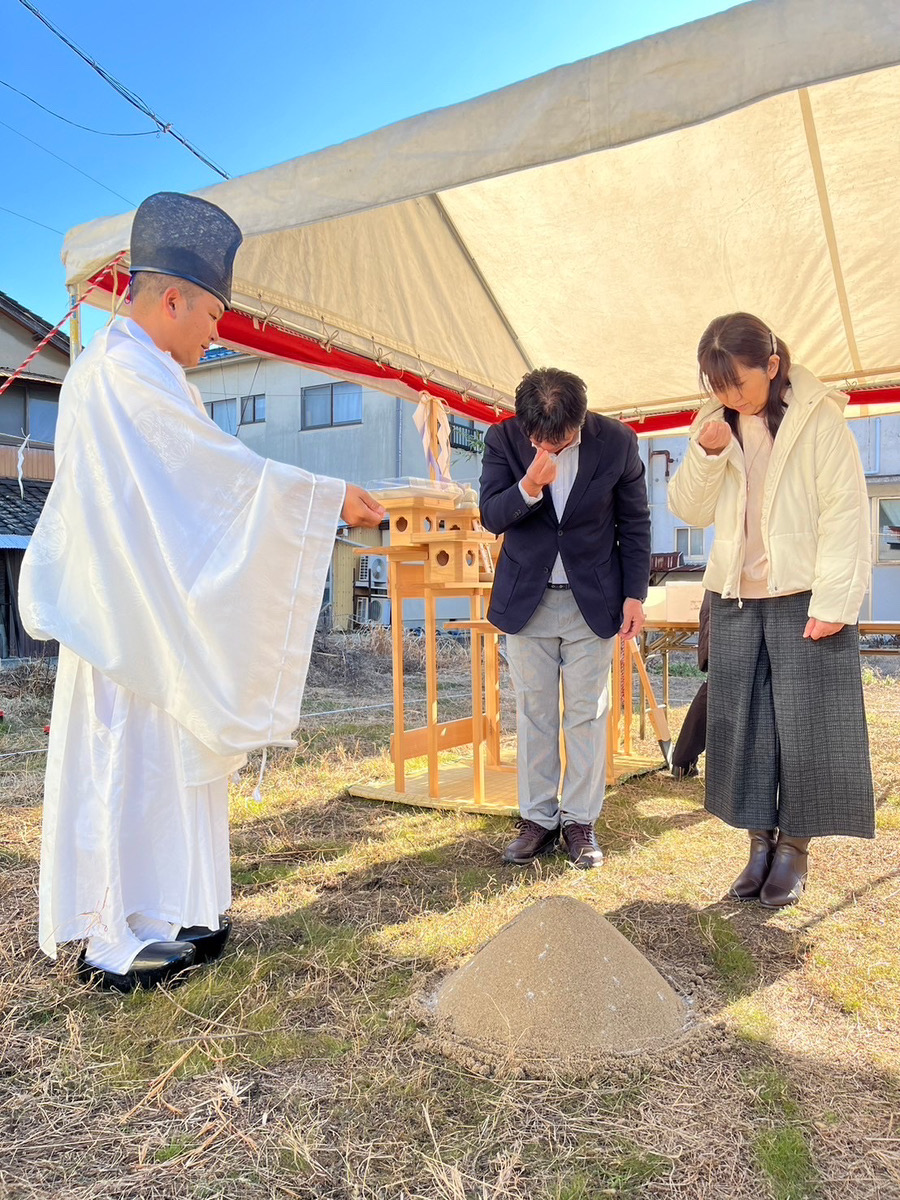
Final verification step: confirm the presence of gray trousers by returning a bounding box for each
[505,588,616,829]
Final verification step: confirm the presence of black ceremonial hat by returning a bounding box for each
[130,192,243,308]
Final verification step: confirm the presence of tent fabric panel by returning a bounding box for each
[439,78,896,413]
[231,196,528,397]
[805,69,900,378]
[61,0,900,289]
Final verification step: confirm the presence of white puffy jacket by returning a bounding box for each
[667,365,871,625]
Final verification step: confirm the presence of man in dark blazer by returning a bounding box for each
[479,367,650,868]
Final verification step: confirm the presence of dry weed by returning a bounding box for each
[0,666,897,1198]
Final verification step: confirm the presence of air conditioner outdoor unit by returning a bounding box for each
[357,557,370,586]
[354,596,391,626]
[368,555,389,590]
[368,597,391,625]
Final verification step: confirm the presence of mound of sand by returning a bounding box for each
[429,896,689,1061]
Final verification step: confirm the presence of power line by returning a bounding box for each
[0,117,136,206]
[0,77,157,137]
[15,0,231,180]
[0,204,63,235]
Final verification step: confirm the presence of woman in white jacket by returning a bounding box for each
[668,312,874,908]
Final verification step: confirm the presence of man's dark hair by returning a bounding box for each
[514,367,588,443]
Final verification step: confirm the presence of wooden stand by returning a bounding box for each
[349,501,672,817]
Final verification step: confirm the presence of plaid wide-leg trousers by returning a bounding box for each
[705,591,875,839]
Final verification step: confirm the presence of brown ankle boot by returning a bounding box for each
[759,835,810,908]
[729,830,777,901]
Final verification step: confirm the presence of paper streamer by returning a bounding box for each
[413,391,452,482]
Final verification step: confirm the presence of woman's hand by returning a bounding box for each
[803,619,845,640]
[697,419,732,456]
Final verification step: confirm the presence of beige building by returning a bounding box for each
[0,290,66,657]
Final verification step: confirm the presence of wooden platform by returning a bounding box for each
[348,750,667,817]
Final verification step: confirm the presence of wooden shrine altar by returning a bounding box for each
[348,489,671,817]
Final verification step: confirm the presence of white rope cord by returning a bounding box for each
[0,691,486,759]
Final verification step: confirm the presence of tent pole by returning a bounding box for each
[798,88,862,375]
[68,285,82,363]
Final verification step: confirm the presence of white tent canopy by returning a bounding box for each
[63,0,900,423]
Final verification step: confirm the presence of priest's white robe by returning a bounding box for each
[20,318,345,973]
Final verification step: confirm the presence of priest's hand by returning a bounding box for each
[522,449,557,498]
[619,598,645,641]
[803,618,844,640]
[342,485,385,528]
[698,419,732,456]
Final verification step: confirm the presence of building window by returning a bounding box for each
[205,398,238,435]
[0,385,27,438]
[0,383,59,444]
[301,382,362,429]
[877,498,900,564]
[448,416,484,454]
[240,394,266,424]
[675,526,705,561]
[28,397,59,444]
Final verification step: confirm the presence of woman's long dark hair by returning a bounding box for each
[697,313,791,442]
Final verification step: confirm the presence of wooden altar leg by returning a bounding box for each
[485,631,501,765]
[425,588,440,798]
[628,639,672,758]
[390,563,406,793]
[623,636,633,756]
[662,646,670,713]
[609,637,622,748]
[470,593,485,805]
[605,653,617,785]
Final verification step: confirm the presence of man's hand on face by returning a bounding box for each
[619,598,645,641]
[341,485,385,529]
[522,448,558,498]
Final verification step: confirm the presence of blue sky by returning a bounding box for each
[1,0,738,328]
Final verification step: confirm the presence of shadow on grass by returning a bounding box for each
[604,899,808,1003]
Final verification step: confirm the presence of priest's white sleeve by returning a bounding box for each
[20,320,346,781]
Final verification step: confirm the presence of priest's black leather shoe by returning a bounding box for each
[77,941,196,993]
[562,822,604,870]
[502,819,559,864]
[176,915,233,965]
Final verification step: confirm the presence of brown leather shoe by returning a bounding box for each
[729,829,777,901]
[561,822,604,870]
[502,819,559,865]
[759,835,810,908]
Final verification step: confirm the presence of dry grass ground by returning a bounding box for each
[0,644,898,1200]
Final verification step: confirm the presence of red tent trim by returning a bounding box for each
[89,267,506,427]
[88,266,900,434]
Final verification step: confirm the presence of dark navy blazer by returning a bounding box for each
[479,412,651,638]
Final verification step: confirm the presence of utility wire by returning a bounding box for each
[15,0,231,180]
[0,116,136,206]
[0,204,63,235]
[0,77,156,136]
